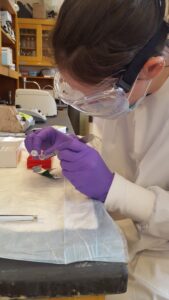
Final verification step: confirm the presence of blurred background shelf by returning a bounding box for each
[18,18,55,67]
[0,66,19,79]
[0,0,19,103]
[1,28,16,47]
[0,66,9,77]
[0,0,16,16]
[8,69,19,79]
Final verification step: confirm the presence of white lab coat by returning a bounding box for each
[91,78,169,300]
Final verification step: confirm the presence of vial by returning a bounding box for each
[31,150,39,157]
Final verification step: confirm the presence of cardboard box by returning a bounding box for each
[0,142,21,168]
[33,1,46,19]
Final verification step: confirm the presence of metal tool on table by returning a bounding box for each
[0,215,38,222]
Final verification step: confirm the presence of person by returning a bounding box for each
[25,0,169,299]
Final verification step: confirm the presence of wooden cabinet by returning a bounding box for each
[17,18,56,66]
[0,0,19,103]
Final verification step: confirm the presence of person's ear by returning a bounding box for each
[139,56,165,80]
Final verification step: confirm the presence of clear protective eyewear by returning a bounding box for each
[54,72,130,119]
[54,21,169,119]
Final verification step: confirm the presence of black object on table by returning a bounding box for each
[0,259,128,297]
[0,109,128,297]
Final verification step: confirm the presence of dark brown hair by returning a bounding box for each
[52,0,166,84]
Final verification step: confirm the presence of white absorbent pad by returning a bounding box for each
[0,150,128,264]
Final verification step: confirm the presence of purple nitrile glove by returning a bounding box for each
[25,127,75,156]
[25,127,114,202]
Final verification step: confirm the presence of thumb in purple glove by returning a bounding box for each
[24,127,76,156]
[57,139,114,202]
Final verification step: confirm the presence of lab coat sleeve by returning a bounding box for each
[105,173,169,239]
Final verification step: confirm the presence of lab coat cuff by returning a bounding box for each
[105,173,155,222]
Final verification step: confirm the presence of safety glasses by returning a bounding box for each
[54,21,169,118]
[54,72,129,118]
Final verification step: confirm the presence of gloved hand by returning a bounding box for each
[25,127,75,156]
[25,127,114,202]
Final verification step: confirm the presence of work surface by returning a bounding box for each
[0,109,128,298]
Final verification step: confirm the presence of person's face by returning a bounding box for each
[60,56,165,106]
[56,56,166,119]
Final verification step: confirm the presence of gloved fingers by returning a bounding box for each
[31,135,44,155]
[62,170,90,196]
[42,133,76,156]
[28,127,66,155]
[27,128,42,135]
[43,144,59,157]
[68,133,78,139]
[60,151,100,171]
[58,148,89,162]
[53,130,77,145]
[31,127,66,143]
[25,127,85,157]
[24,132,36,153]
[25,128,53,155]
[62,169,81,185]
[60,159,88,172]
[34,127,54,141]
[43,141,71,156]
[57,138,88,152]
[43,139,83,156]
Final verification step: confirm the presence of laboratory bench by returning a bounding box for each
[0,108,128,298]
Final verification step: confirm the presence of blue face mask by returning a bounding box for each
[128,79,153,112]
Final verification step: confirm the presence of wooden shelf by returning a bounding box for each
[20,76,54,79]
[19,61,54,67]
[18,18,55,26]
[0,66,9,77]
[21,48,36,50]
[1,28,15,47]
[0,0,16,15]
[8,69,19,79]
[0,66,19,79]
[20,34,36,37]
